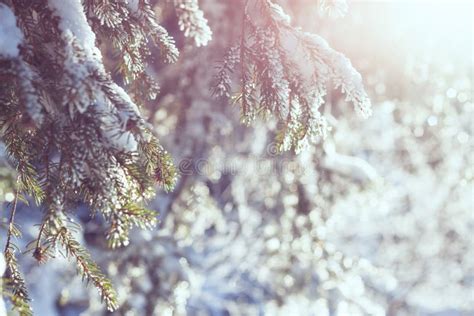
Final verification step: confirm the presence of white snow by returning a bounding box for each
[48,0,102,60]
[127,0,139,13]
[322,151,380,184]
[94,91,139,153]
[47,0,141,153]
[298,31,372,118]
[0,4,24,58]
[105,128,138,152]
[248,0,372,125]
[112,83,140,115]
[266,1,291,24]
[174,0,212,47]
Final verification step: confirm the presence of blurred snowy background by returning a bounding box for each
[1,0,473,315]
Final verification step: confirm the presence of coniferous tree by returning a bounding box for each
[0,0,374,314]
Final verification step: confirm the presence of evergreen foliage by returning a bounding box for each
[213,0,371,153]
[0,0,184,312]
[0,0,372,313]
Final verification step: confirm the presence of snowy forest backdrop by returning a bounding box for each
[0,0,473,315]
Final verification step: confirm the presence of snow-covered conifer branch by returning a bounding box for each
[173,0,213,47]
[213,0,371,152]
[1,0,377,313]
[1,1,179,312]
